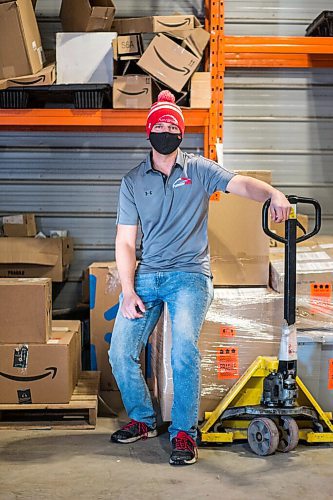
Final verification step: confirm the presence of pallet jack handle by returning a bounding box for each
[262,195,321,245]
[262,195,321,326]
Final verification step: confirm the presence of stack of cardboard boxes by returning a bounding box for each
[1,1,211,107]
[0,278,81,404]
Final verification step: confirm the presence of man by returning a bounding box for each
[109,90,291,466]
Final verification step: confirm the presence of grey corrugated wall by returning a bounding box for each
[1,1,333,308]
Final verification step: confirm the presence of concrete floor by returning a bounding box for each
[0,416,333,500]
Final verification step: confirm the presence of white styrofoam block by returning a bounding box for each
[56,33,117,84]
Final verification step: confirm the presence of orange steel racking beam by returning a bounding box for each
[225,36,333,68]
[0,109,209,133]
[205,0,224,160]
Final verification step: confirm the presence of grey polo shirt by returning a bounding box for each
[116,149,236,276]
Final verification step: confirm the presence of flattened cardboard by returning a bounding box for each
[0,278,52,344]
[60,0,116,32]
[113,75,152,109]
[208,170,271,286]
[56,32,117,84]
[89,262,121,390]
[3,213,37,237]
[137,34,200,93]
[0,0,44,79]
[0,63,55,90]
[0,330,78,404]
[0,237,73,282]
[190,72,211,108]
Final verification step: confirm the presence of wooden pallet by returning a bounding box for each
[0,371,100,430]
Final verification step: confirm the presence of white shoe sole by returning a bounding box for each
[169,452,198,466]
[114,429,158,444]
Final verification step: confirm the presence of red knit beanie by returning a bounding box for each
[146,90,185,137]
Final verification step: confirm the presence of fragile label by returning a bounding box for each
[328,359,333,390]
[217,347,239,380]
[220,326,236,338]
[210,192,221,202]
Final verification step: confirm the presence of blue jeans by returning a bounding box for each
[108,271,213,440]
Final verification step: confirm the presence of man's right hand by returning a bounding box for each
[121,291,146,319]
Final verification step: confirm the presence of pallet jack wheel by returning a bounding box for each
[277,417,299,452]
[247,418,279,456]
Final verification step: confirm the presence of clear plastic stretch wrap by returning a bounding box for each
[150,287,333,421]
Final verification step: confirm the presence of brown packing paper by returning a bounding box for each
[0,278,52,344]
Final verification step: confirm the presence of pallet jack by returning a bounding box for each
[200,195,333,455]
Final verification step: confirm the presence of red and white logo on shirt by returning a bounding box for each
[173,177,192,189]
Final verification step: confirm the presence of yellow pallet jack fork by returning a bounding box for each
[200,196,333,455]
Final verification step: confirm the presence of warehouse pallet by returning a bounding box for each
[0,371,100,430]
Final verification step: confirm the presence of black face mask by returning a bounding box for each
[149,132,182,155]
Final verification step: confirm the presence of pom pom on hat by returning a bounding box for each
[146,90,185,137]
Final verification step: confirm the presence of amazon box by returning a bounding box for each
[208,170,271,286]
[0,0,44,79]
[0,63,55,90]
[0,329,78,404]
[112,15,196,35]
[0,237,73,282]
[60,0,116,32]
[0,278,52,344]
[113,75,152,108]
[138,34,200,93]
[2,213,37,237]
[52,320,82,387]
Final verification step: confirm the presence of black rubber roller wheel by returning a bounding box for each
[247,418,279,456]
[277,416,299,453]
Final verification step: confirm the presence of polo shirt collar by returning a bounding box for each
[144,149,185,174]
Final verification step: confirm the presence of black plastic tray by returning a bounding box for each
[0,84,112,109]
[306,11,333,37]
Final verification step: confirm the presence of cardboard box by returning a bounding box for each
[270,214,309,248]
[190,72,211,108]
[0,63,55,90]
[208,170,271,286]
[115,35,143,61]
[270,236,333,295]
[52,320,82,387]
[113,75,152,109]
[2,213,37,237]
[0,329,78,404]
[138,34,200,93]
[89,262,121,390]
[112,15,198,35]
[0,237,73,282]
[56,32,117,84]
[0,278,51,344]
[60,0,116,32]
[0,0,44,79]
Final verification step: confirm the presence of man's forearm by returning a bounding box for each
[115,241,137,294]
[240,177,277,203]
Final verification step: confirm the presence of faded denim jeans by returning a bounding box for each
[108,271,213,440]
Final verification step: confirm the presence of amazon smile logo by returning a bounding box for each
[156,18,191,28]
[8,75,46,86]
[153,46,192,75]
[118,88,149,96]
[0,367,57,382]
